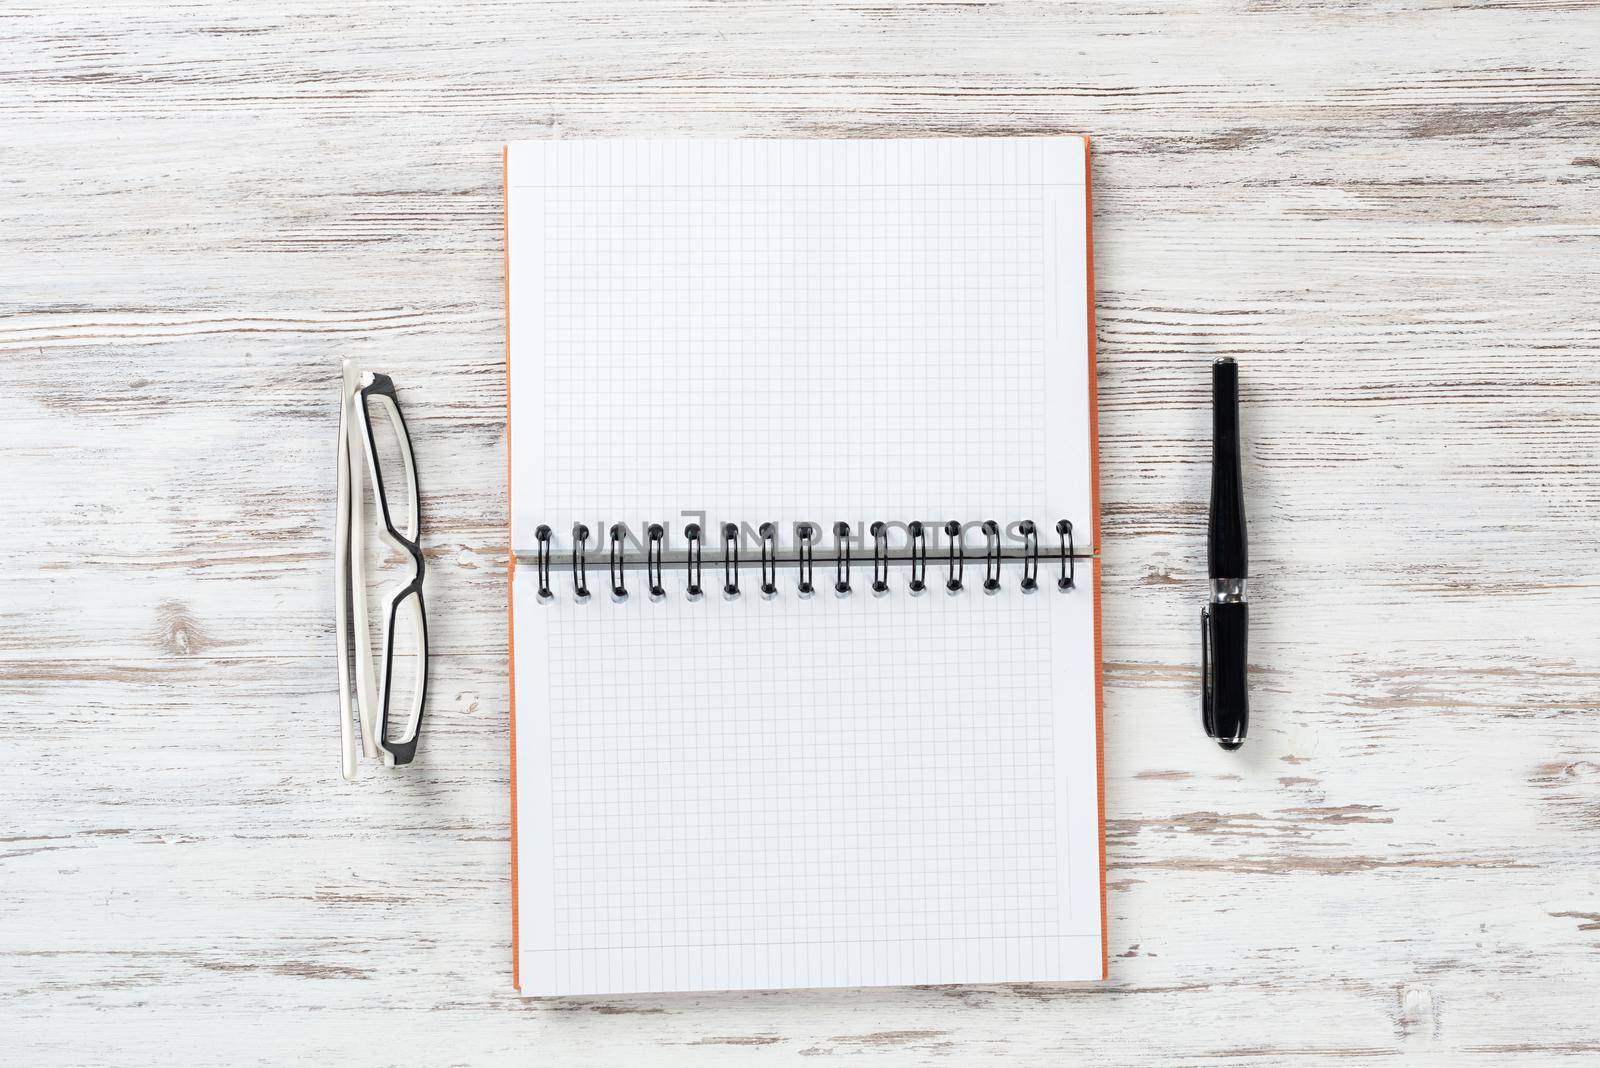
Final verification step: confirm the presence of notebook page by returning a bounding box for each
[506,138,1102,994]
[507,138,1093,551]
[512,564,1101,995]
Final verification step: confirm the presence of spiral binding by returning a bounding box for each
[572,523,590,600]
[944,520,964,594]
[870,522,889,596]
[834,521,852,597]
[535,524,554,600]
[759,523,778,598]
[684,524,704,601]
[983,520,1002,594]
[797,523,815,597]
[722,523,740,599]
[685,523,703,600]
[647,523,666,600]
[530,518,1082,603]
[1020,520,1039,593]
[1056,519,1076,591]
[609,523,628,602]
[908,520,928,595]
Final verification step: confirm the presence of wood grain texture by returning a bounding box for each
[4,0,1600,1063]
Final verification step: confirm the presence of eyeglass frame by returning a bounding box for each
[352,371,429,766]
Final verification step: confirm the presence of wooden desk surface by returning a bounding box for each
[5,3,1598,1063]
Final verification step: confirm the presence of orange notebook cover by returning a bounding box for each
[505,138,1102,995]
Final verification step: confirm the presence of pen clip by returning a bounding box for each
[1200,604,1215,737]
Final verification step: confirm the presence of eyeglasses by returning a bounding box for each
[335,357,429,778]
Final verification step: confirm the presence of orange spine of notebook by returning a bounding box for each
[503,145,521,992]
[1081,137,1108,981]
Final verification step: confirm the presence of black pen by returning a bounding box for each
[1202,357,1249,750]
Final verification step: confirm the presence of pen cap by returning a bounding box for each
[1202,602,1249,748]
[1208,358,1248,579]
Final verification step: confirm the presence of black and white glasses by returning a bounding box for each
[335,358,428,778]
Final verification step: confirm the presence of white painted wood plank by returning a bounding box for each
[4,0,1599,1063]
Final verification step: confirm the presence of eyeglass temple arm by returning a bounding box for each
[335,363,359,780]
[343,364,383,765]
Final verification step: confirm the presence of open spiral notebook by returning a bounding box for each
[505,138,1103,996]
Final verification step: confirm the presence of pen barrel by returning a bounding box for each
[1204,601,1250,745]
[1208,358,1247,579]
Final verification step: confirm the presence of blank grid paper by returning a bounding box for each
[508,139,1093,547]
[508,139,1101,995]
